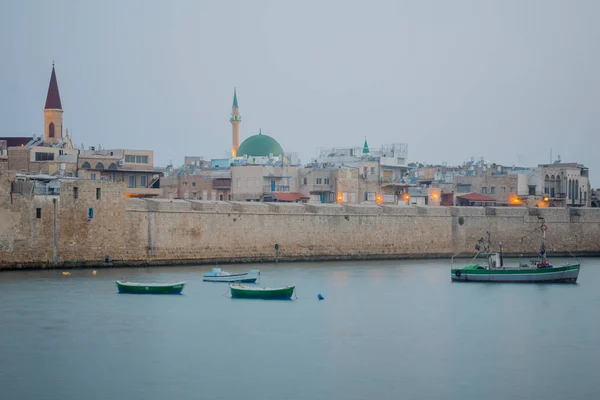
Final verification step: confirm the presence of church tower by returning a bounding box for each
[230,88,241,157]
[44,64,63,144]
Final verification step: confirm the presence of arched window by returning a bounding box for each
[555,176,562,194]
[108,163,118,170]
[544,175,550,194]
[81,162,91,169]
[49,122,55,138]
[95,162,105,170]
[575,180,579,200]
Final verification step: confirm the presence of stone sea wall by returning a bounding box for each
[1,185,600,269]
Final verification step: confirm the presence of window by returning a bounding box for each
[324,178,330,185]
[363,167,368,175]
[95,162,105,170]
[302,177,307,185]
[140,176,147,187]
[35,152,55,161]
[501,187,506,193]
[510,187,515,193]
[81,162,91,169]
[528,185,536,196]
[128,175,136,188]
[316,178,322,184]
[49,122,55,138]
[90,173,96,180]
[457,184,471,193]
[482,187,487,194]
[192,182,196,187]
[36,208,41,218]
[246,178,252,187]
[370,167,375,174]
[73,187,78,199]
[96,188,101,200]
[124,155,149,164]
[490,187,496,194]
[88,208,94,220]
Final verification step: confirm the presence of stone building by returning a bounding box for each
[2,65,161,198]
[160,169,231,201]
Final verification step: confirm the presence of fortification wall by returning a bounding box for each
[1,194,599,269]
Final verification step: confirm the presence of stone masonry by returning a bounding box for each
[1,168,599,269]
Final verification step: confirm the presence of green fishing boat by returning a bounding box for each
[229,284,295,300]
[451,217,580,283]
[116,280,186,294]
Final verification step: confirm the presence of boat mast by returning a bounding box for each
[539,217,547,262]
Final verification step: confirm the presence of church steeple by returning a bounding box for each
[230,88,241,157]
[44,64,64,143]
[45,64,62,110]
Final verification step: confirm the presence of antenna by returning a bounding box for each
[550,148,552,164]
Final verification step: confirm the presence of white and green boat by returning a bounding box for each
[451,218,580,283]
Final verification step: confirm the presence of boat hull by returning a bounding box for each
[230,285,295,300]
[451,264,580,283]
[116,281,186,294]
[203,274,258,283]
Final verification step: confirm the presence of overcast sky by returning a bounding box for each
[1,0,598,185]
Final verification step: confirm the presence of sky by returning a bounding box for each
[1,0,598,186]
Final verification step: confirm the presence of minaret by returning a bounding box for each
[230,88,241,157]
[44,64,63,144]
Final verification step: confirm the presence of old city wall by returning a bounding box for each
[122,201,600,266]
[1,186,600,269]
[0,168,129,268]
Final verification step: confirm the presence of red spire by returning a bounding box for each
[44,64,62,110]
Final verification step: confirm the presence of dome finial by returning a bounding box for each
[259,128,262,135]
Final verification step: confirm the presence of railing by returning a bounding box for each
[34,186,60,195]
[263,185,290,193]
[213,184,231,190]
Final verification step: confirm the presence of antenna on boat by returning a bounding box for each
[538,216,547,262]
[499,241,504,267]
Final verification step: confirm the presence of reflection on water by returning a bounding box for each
[0,259,599,400]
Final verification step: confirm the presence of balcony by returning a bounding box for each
[212,179,231,190]
[263,184,290,193]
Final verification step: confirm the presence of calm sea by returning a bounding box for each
[1,259,599,400]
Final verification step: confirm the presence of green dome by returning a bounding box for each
[237,131,284,157]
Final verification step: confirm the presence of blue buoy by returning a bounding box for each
[317,293,324,300]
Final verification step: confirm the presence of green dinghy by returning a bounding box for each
[116,280,186,294]
[229,284,295,300]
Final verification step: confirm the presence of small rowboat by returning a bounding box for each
[116,280,186,294]
[203,268,260,283]
[229,284,295,300]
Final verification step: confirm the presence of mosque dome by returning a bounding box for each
[237,130,284,157]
